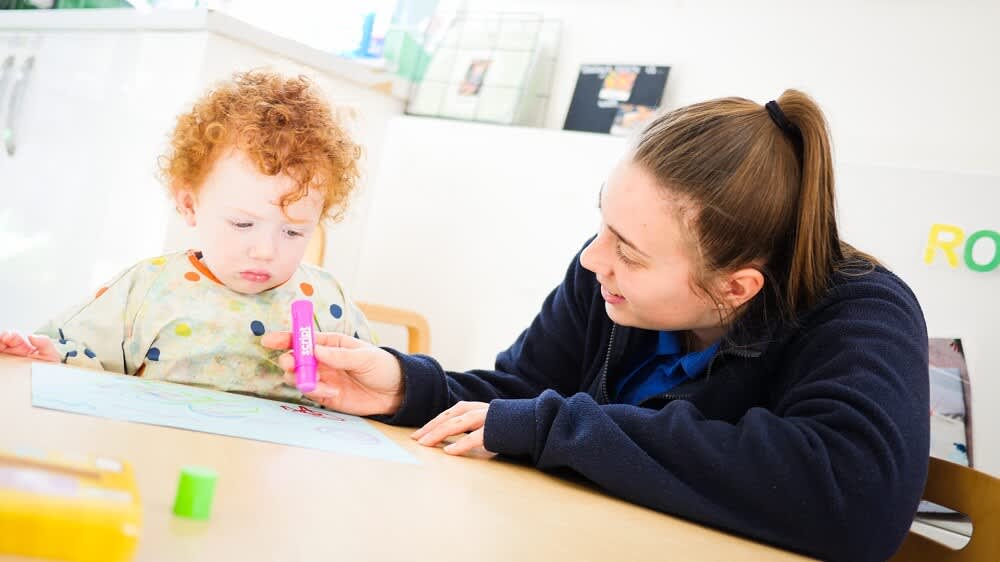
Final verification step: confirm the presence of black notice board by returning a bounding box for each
[563,64,670,134]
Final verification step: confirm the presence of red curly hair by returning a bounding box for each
[160,70,361,221]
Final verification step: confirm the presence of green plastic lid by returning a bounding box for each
[172,465,218,520]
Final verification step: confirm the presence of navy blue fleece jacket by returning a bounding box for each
[383,243,930,561]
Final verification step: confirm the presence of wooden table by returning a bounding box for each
[0,358,812,562]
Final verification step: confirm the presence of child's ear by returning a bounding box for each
[174,188,198,227]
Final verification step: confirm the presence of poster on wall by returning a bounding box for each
[563,64,669,136]
[457,59,491,96]
[928,337,973,466]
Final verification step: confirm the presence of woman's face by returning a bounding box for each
[580,159,725,334]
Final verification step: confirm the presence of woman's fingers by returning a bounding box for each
[261,330,368,351]
[312,345,372,373]
[442,428,493,457]
[414,405,488,447]
[411,401,488,440]
[313,332,368,349]
[260,331,291,350]
[283,368,349,406]
[278,345,374,377]
[262,331,365,351]
[266,332,371,375]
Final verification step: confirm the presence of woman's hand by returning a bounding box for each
[0,331,59,362]
[261,331,405,417]
[411,401,495,457]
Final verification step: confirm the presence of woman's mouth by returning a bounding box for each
[240,270,272,283]
[600,285,625,304]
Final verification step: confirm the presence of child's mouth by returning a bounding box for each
[240,271,272,283]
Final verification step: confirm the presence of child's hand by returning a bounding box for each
[0,331,60,362]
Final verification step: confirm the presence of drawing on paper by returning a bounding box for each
[31,363,416,464]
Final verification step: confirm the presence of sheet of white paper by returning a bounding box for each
[31,363,417,464]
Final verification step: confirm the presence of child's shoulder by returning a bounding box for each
[119,250,196,278]
[294,262,347,290]
[135,250,191,268]
[291,262,358,302]
[98,251,189,285]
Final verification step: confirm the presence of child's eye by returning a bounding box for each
[230,221,253,229]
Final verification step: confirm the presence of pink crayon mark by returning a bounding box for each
[279,404,345,421]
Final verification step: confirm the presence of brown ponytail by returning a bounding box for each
[632,89,876,322]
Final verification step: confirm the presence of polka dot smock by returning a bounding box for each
[36,250,374,404]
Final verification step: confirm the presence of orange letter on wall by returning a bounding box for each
[924,224,965,268]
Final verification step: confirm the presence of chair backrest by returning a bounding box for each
[355,301,431,354]
[891,457,1000,561]
[305,226,431,355]
[304,225,326,268]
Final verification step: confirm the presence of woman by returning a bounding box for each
[263,90,929,561]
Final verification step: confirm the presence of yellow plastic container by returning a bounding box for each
[0,448,141,562]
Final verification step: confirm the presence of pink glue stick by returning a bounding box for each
[290,299,317,393]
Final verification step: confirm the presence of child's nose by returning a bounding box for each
[249,234,277,261]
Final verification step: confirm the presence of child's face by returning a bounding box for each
[175,148,324,295]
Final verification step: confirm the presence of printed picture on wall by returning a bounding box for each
[928,337,973,466]
[457,59,491,96]
[609,103,658,137]
[564,64,670,135]
[598,68,638,102]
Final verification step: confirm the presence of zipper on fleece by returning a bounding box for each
[598,324,618,404]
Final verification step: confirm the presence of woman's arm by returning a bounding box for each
[482,273,929,562]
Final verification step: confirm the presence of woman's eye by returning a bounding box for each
[231,221,253,229]
[285,230,304,238]
[616,243,639,267]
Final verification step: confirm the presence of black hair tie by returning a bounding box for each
[765,100,803,155]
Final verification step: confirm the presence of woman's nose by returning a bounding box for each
[579,232,611,277]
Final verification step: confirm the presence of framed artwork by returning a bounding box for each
[405,12,561,126]
[928,337,973,466]
[609,103,657,137]
[457,59,491,96]
[563,64,669,136]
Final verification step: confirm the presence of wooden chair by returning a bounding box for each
[353,301,431,354]
[891,456,1000,561]
[305,227,431,354]
[304,225,326,267]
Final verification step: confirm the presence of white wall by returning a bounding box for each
[459,0,1000,174]
[354,117,618,369]
[0,29,207,334]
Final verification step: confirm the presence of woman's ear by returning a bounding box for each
[174,188,198,227]
[721,267,764,309]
